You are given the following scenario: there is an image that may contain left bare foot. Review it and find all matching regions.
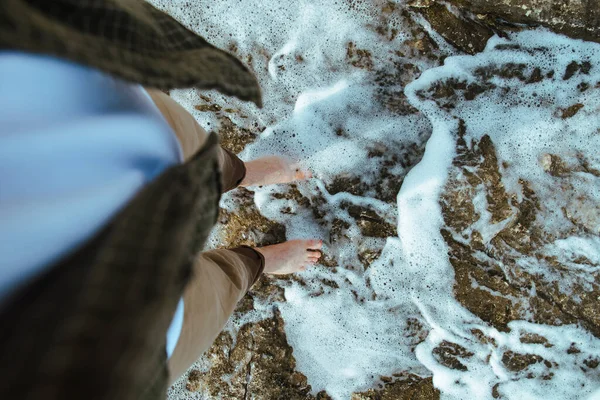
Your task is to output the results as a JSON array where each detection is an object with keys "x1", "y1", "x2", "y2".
[
  {"x1": 255, "y1": 240, "x2": 323, "y2": 275},
  {"x1": 240, "y1": 156, "x2": 312, "y2": 187}
]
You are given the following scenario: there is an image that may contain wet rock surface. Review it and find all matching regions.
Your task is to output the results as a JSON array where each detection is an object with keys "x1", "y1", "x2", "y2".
[
  {"x1": 448, "y1": 0, "x2": 600, "y2": 43},
  {"x1": 441, "y1": 129, "x2": 600, "y2": 337},
  {"x1": 166, "y1": 1, "x2": 600, "y2": 399},
  {"x1": 411, "y1": 30, "x2": 600, "y2": 397},
  {"x1": 352, "y1": 374, "x2": 440, "y2": 400},
  {"x1": 413, "y1": 2, "x2": 494, "y2": 54},
  {"x1": 416, "y1": 53, "x2": 600, "y2": 336},
  {"x1": 168, "y1": 5, "x2": 444, "y2": 398},
  {"x1": 178, "y1": 312, "x2": 314, "y2": 400},
  {"x1": 411, "y1": 0, "x2": 600, "y2": 55}
]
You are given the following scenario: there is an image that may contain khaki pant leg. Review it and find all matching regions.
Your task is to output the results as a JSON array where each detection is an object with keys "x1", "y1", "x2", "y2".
[
  {"x1": 146, "y1": 89, "x2": 208, "y2": 161},
  {"x1": 218, "y1": 147, "x2": 247, "y2": 192},
  {"x1": 167, "y1": 247, "x2": 264, "y2": 383},
  {"x1": 147, "y1": 89, "x2": 246, "y2": 192}
]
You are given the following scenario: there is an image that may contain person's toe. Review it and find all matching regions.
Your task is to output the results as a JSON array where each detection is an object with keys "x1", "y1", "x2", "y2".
[
  {"x1": 306, "y1": 239, "x2": 323, "y2": 250},
  {"x1": 292, "y1": 165, "x2": 312, "y2": 181}
]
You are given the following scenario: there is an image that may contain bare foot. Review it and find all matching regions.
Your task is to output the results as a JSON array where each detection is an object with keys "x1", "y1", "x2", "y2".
[
  {"x1": 255, "y1": 240, "x2": 323, "y2": 275},
  {"x1": 241, "y1": 156, "x2": 312, "y2": 187}
]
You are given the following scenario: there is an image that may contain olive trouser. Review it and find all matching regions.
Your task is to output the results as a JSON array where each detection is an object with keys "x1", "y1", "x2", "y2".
[{"x1": 147, "y1": 90, "x2": 264, "y2": 383}]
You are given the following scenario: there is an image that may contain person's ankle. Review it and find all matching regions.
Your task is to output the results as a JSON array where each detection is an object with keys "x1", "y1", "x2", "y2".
[{"x1": 239, "y1": 161, "x2": 256, "y2": 187}]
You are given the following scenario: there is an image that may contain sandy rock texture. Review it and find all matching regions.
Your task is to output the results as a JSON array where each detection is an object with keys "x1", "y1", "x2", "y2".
[{"x1": 165, "y1": 1, "x2": 599, "y2": 399}]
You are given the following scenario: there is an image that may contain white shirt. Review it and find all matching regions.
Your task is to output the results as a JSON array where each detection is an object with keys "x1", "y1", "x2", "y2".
[{"x1": 0, "y1": 51, "x2": 185, "y2": 357}]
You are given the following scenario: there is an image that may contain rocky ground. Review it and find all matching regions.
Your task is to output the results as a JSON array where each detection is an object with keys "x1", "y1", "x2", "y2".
[{"x1": 163, "y1": 1, "x2": 600, "y2": 399}]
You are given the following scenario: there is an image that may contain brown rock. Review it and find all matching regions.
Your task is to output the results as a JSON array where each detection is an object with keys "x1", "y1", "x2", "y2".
[
  {"x1": 416, "y1": 3, "x2": 494, "y2": 54},
  {"x1": 540, "y1": 154, "x2": 570, "y2": 177},
  {"x1": 218, "y1": 188, "x2": 287, "y2": 249},
  {"x1": 439, "y1": 125, "x2": 599, "y2": 336},
  {"x1": 347, "y1": 42, "x2": 375, "y2": 70},
  {"x1": 194, "y1": 103, "x2": 222, "y2": 112},
  {"x1": 358, "y1": 248, "x2": 383, "y2": 269},
  {"x1": 432, "y1": 341, "x2": 474, "y2": 371},
  {"x1": 520, "y1": 333, "x2": 553, "y2": 348},
  {"x1": 353, "y1": 374, "x2": 440, "y2": 400},
  {"x1": 218, "y1": 116, "x2": 261, "y2": 155},
  {"x1": 346, "y1": 204, "x2": 397, "y2": 238},
  {"x1": 186, "y1": 369, "x2": 203, "y2": 392},
  {"x1": 501, "y1": 351, "x2": 544, "y2": 372},
  {"x1": 444, "y1": 0, "x2": 600, "y2": 44},
  {"x1": 183, "y1": 311, "x2": 321, "y2": 399},
  {"x1": 558, "y1": 103, "x2": 585, "y2": 119},
  {"x1": 584, "y1": 357, "x2": 599, "y2": 369}
]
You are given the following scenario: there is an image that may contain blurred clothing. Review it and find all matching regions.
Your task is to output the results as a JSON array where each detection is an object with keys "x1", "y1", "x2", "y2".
[
  {"x1": 0, "y1": 2, "x2": 263, "y2": 397},
  {"x1": 0, "y1": 52, "x2": 262, "y2": 399},
  {"x1": 0, "y1": 52, "x2": 183, "y2": 304},
  {"x1": 146, "y1": 89, "x2": 248, "y2": 192},
  {"x1": 0, "y1": 0, "x2": 261, "y2": 106},
  {"x1": 168, "y1": 246, "x2": 264, "y2": 382},
  {"x1": 0, "y1": 52, "x2": 222, "y2": 399}
]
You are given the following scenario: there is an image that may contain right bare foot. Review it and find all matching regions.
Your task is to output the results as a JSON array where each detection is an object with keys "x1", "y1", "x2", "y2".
[
  {"x1": 240, "y1": 156, "x2": 312, "y2": 187},
  {"x1": 255, "y1": 240, "x2": 323, "y2": 275}
]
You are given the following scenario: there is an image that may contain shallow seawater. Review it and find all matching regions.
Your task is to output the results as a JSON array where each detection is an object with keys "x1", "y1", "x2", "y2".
[{"x1": 150, "y1": 1, "x2": 600, "y2": 399}]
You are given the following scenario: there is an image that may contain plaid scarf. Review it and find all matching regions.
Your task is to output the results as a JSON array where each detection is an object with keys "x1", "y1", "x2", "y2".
[
  {"x1": 0, "y1": 135, "x2": 222, "y2": 400},
  {"x1": 0, "y1": 1, "x2": 261, "y2": 399},
  {"x1": 0, "y1": 0, "x2": 262, "y2": 106}
]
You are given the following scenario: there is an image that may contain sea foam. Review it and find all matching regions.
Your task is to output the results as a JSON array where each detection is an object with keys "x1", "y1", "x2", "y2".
[{"x1": 150, "y1": 1, "x2": 600, "y2": 398}]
